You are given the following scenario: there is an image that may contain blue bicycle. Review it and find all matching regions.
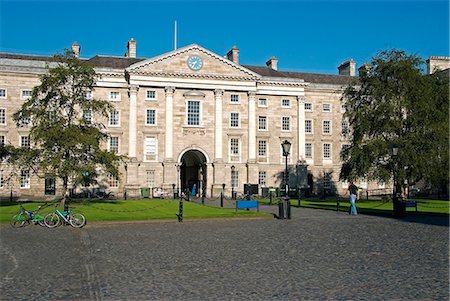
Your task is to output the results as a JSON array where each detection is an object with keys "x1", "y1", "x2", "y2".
[{"x1": 44, "y1": 204, "x2": 86, "y2": 228}]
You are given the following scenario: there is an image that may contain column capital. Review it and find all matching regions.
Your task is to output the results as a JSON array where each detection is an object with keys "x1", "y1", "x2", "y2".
[
  {"x1": 247, "y1": 91, "x2": 256, "y2": 99},
  {"x1": 128, "y1": 84, "x2": 139, "y2": 95},
  {"x1": 297, "y1": 95, "x2": 307, "y2": 103},
  {"x1": 214, "y1": 89, "x2": 224, "y2": 97},
  {"x1": 165, "y1": 86, "x2": 175, "y2": 96}
]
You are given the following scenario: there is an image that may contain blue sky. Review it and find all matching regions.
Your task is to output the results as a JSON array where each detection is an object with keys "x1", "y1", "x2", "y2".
[{"x1": 1, "y1": 0, "x2": 449, "y2": 74}]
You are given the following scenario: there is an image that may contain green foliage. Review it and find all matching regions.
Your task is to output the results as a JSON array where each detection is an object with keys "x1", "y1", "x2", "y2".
[
  {"x1": 8, "y1": 51, "x2": 123, "y2": 197},
  {"x1": 340, "y1": 49, "x2": 449, "y2": 192}
]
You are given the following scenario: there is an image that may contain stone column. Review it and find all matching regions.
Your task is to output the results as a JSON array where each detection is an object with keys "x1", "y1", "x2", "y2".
[
  {"x1": 164, "y1": 87, "x2": 175, "y2": 161},
  {"x1": 214, "y1": 89, "x2": 224, "y2": 161},
  {"x1": 297, "y1": 96, "x2": 306, "y2": 162},
  {"x1": 248, "y1": 92, "x2": 256, "y2": 163},
  {"x1": 128, "y1": 85, "x2": 139, "y2": 158}
]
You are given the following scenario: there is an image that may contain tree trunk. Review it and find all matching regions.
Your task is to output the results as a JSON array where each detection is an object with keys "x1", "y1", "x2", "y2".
[{"x1": 61, "y1": 176, "x2": 69, "y2": 211}]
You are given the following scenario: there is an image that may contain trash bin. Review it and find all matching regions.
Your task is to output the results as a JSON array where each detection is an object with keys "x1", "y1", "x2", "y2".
[{"x1": 141, "y1": 187, "x2": 151, "y2": 198}]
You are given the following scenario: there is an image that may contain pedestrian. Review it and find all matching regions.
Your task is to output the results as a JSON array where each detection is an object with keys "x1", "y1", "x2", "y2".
[{"x1": 344, "y1": 181, "x2": 360, "y2": 215}]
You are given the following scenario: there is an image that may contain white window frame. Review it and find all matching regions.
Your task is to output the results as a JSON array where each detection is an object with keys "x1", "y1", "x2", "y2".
[
  {"x1": 229, "y1": 138, "x2": 241, "y2": 163},
  {"x1": 305, "y1": 119, "x2": 313, "y2": 134},
  {"x1": 231, "y1": 170, "x2": 239, "y2": 188},
  {"x1": 282, "y1": 116, "x2": 291, "y2": 132},
  {"x1": 324, "y1": 173, "x2": 332, "y2": 189},
  {"x1": 0, "y1": 88, "x2": 6, "y2": 99},
  {"x1": 146, "y1": 170, "x2": 156, "y2": 187},
  {"x1": 341, "y1": 119, "x2": 350, "y2": 136},
  {"x1": 143, "y1": 136, "x2": 158, "y2": 162},
  {"x1": 83, "y1": 109, "x2": 93, "y2": 124},
  {"x1": 145, "y1": 89, "x2": 157, "y2": 101},
  {"x1": 107, "y1": 174, "x2": 119, "y2": 188},
  {"x1": 108, "y1": 110, "x2": 120, "y2": 127},
  {"x1": 281, "y1": 98, "x2": 291, "y2": 108},
  {"x1": 378, "y1": 180, "x2": 386, "y2": 189},
  {"x1": 145, "y1": 109, "x2": 157, "y2": 126},
  {"x1": 0, "y1": 108, "x2": 6, "y2": 125},
  {"x1": 0, "y1": 171, "x2": 4, "y2": 189},
  {"x1": 21, "y1": 89, "x2": 32, "y2": 100},
  {"x1": 85, "y1": 90, "x2": 93, "y2": 100},
  {"x1": 258, "y1": 171, "x2": 267, "y2": 187},
  {"x1": 108, "y1": 136, "x2": 119, "y2": 154},
  {"x1": 109, "y1": 91, "x2": 121, "y2": 101},
  {"x1": 258, "y1": 98, "x2": 268, "y2": 107},
  {"x1": 322, "y1": 103, "x2": 332, "y2": 112},
  {"x1": 258, "y1": 140, "x2": 268, "y2": 157},
  {"x1": 185, "y1": 100, "x2": 202, "y2": 127},
  {"x1": 230, "y1": 112, "x2": 240, "y2": 128},
  {"x1": 0, "y1": 135, "x2": 5, "y2": 146},
  {"x1": 323, "y1": 143, "x2": 332, "y2": 161},
  {"x1": 304, "y1": 102, "x2": 312, "y2": 112},
  {"x1": 20, "y1": 169, "x2": 30, "y2": 189},
  {"x1": 230, "y1": 94, "x2": 240, "y2": 104},
  {"x1": 305, "y1": 143, "x2": 313, "y2": 159},
  {"x1": 323, "y1": 120, "x2": 332, "y2": 135},
  {"x1": 258, "y1": 116, "x2": 267, "y2": 131},
  {"x1": 20, "y1": 135, "x2": 30, "y2": 148}
]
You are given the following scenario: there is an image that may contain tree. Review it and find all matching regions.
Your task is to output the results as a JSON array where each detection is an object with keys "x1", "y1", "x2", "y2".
[
  {"x1": 340, "y1": 49, "x2": 449, "y2": 196},
  {"x1": 9, "y1": 51, "x2": 122, "y2": 205}
]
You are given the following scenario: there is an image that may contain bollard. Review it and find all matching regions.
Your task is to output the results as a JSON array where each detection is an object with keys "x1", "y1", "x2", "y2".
[
  {"x1": 177, "y1": 195, "x2": 183, "y2": 222},
  {"x1": 269, "y1": 191, "x2": 273, "y2": 205},
  {"x1": 297, "y1": 188, "x2": 301, "y2": 207},
  {"x1": 285, "y1": 198, "x2": 291, "y2": 219},
  {"x1": 278, "y1": 200, "x2": 284, "y2": 219},
  {"x1": 337, "y1": 195, "x2": 340, "y2": 212},
  {"x1": 220, "y1": 191, "x2": 224, "y2": 208}
]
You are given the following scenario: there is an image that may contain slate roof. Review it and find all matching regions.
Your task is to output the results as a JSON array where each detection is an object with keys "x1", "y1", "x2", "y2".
[{"x1": 0, "y1": 52, "x2": 358, "y2": 85}]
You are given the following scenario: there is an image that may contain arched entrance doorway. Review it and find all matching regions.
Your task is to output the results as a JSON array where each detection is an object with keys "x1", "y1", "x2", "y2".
[{"x1": 180, "y1": 150, "x2": 207, "y2": 197}]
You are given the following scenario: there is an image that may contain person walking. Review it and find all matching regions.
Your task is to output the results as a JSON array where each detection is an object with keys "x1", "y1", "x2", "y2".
[{"x1": 345, "y1": 181, "x2": 360, "y2": 215}]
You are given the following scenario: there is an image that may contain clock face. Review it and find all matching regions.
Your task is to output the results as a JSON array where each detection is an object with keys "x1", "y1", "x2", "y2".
[{"x1": 187, "y1": 55, "x2": 203, "y2": 71}]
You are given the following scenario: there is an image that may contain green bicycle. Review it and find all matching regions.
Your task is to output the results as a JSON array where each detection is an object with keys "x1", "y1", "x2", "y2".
[{"x1": 10, "y1": 203, "x2": 49, "y2": 228}]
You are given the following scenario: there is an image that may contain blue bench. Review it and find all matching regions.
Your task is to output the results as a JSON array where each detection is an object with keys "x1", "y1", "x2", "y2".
[{"x1": 236, "y1": 200, "x2": 259, "y2": 212}]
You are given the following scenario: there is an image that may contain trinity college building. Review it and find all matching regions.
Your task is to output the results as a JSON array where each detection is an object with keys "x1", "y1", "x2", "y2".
[{"x1": 0, "y1": 40, "x2": 448, "y2": 199}]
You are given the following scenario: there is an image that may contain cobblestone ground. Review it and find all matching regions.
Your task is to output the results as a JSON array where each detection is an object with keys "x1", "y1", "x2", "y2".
[{"x1": 0, "y1": 207, "x2": 448, "y2": 301}]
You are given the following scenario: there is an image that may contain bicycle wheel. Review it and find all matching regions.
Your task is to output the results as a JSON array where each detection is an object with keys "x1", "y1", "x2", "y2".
[
  {"x1": 10, "y1": 214, "x2": 26, "y2": 228},
  {"x1": 69, "y1": 213, "x2": 86, "y2": 228},
  {"x1": 44, "y1": 213, "x2": 60, "y2": 228},
  {"x1": 34, "y1": 214, "x2": 46, "y2": 227}
]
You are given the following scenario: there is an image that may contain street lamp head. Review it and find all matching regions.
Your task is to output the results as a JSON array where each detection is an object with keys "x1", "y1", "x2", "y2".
[{"x1": 281, "y1": 140, "x2": 291, "y2": 156}]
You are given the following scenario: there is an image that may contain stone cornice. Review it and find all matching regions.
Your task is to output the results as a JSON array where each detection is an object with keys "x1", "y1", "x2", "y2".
[
  {"x1": 258, "y1": 80, "x2": 309, "y2": 87},
  {"x1": 128, "y1": 70, "x2": 257, "y2": 81}
]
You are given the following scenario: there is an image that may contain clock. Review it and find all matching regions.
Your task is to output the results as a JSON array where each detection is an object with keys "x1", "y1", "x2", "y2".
[{"x1": 187, "y1": 55, "x2": 203, "y2": 71}]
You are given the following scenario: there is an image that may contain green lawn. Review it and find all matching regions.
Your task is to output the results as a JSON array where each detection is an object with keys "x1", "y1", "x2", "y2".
[
  {"x1": 0, "y1": 199, "x2": 269, "y2": 224},
  {"x1": 259, "y1": 198, "x2": 450, "y2": 215}
]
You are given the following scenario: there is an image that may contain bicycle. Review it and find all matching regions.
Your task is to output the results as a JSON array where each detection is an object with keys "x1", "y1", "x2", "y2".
[
  {"x1": 44, "y1": 204, "x2": 86, "y2": 228},
  {"x1": 10, "y1": 202, "x2": 49, "y2": 228}
]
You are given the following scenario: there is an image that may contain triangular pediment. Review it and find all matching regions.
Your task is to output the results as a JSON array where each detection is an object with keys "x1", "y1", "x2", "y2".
[{"x1": 126, "y1": 44, "x2": 260, "y2": 80}]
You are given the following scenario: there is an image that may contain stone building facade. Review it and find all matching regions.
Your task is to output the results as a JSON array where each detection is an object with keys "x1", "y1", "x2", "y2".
[{"x1": 2, "y1": 40, "x2": 444, "y2": 200}]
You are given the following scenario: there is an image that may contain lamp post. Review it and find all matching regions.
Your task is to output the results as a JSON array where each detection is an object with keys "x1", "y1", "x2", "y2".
[
  {"x1": 281, "y1": 140, "x2": 292, "y2": 219},
  {"x1": 391, "y1": 145, "x2": 404, "y2": 217},
  {"x1": 231, "y1": 165, "x2": 235, "y2": 200}
]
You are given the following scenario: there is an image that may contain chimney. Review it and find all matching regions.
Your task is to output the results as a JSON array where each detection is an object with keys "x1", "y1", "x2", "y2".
[
  {"x1": 266, "y1": 56, "x2": 278, "y2": 71},
  {"x1": 426, "y1": 56, "x2": 450, "y2": 74},
  {"x1": 338, "y1": 59, "x2": 356, "y2": 76},
  {"x1": 126, "y1": 38, "x2": 137, "y2": 58},
  {"x1": 227, "y1": 46, "x2": 239, "y2": 64},
  {"x1": 71, "y1": 41, "x2": 80, "y2": 58}
]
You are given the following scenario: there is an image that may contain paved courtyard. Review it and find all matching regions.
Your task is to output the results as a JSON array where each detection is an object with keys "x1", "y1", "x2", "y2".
[{"x1": 0, "y1": 206, "x2": 448, "y2": 300}]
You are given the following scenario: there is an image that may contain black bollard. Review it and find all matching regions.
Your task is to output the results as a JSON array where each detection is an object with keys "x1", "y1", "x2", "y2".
[
  {"x1": 337, "y1": 195, "x2": 340, "y2": 212},
  {"x1": 220, "y1": 191, "x2": 224, "y2": 208},
  {"x1": 269, "y1": 191, "x2": 273, "y2": 205},
  {"x1": 278, "y1": 200, "x2": 284, "y2": 219},
  {"x1": 286, "y1": 198, "x2": 291, "y2": 219},
  {"x1": 178, "y1": 195, "x2": 183, "y2": 223}
]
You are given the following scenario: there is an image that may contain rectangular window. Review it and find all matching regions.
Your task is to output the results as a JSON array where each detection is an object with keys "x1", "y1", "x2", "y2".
[
  {"x1": 304, "y1": 102, "x2": 312, "y2": 111},
  {"x1": 20, "y1": 170, "x2": 30, "y2": 189},
  {"x1": 258, "y1": 140, "x2": 267, "y2": 157},
  {"x1": 108, "y1": 174, "x2": 119, "y2": 188},
  {"x1": 230, "y1": 94, "x2": 239, "y2": 103},
  {"x1": 305, "y1": 143, "x2": 312, "y2": 159},
  {"x1": 0, "y1": 108, "x2": 5, "y2": 124},
  {"x1": 281, "y1": 99, "x2": 291, "y2": 108},
  {"x1": 0, "y1": 171, "x2": 4, "y2": 189},
  {"x1": 231, "y1": 170, "x2": 239, "y2": 188},
  {"x1": 378, "y1": 180, "x2": 385, "y2": 189},
  {"x1": 282, "y1": 117, "x2": 290, "y2": 131},
  {"x1": 21, "y1": 90, "x2": 32, "y2": 100},
  {"x1": 20, "y1": 136, "x2": 30, "y2": 148},
  {"x1": 258, "y1": 171, "x2": 267, "y2": 187},
  {"x1": 146, "y1": 170, "x2": 155, "y2": 187},
  {"x1": 341, "y1": 180, "x2": 349, "y2": 188},
  {"x1": 109, "y1": 110, "x2": 120, "y2": 126},
  {"x1": 323, "y1": 120, "x2": 331, "y2": 134},
  {"x1": 0, "y1": 135, "x2": 5, "y2": 146},
  {"x1": 322, "y1": 103, "x2": 331, "y2": 112},
  {"x1": 341, "y1": 119, "x2": 349, "y2": 135},
  {"x1": 144, "y1": 137, "x2": 157, "y2": 161},
  {"x1": 324, "y1": 173, "x2": 332, "y2": 189},
  {"x1": 230, "y1": 112, "x2": 240, "y2": 128},
  {"x1": 230, "y1": 138, "x2": 240, "y2": 162},
  {"x1": 109, "y1": 91, "x2": 120, "y2": 101},
  {"x1": 83, "y1": 110, "x2": 92, "y2": 124},
  {"x1": 146, "y1": 90, "x2": 156, "y2": 100},
  {"x1": 258, "y1": 116, "x2": 267, "y2": 130},
  {"x1": 146, "y1": 109, "x2": 156, "y2": 125},
  {"x1": 0, "y1": 89, "x2": 6, "y2": 99},
  {"x1": 305, "y1": 120, "x2": 312, "y2": 134},
  {"x1": 187, "y1": 101, "x2": 200, "y2": 126},
  {"x1": 85, "y1": 91, "x2": 93, "y2": 100},
  {"x1": 323, "y1": 143, "x2": 331, "y2": 159},
  {"x1": 45, "y1": 177, "x2": 56, "y2": 195},
  {"x1": 258, "y1": 98, "x2": 267, "y2": 107},
  {"x1": 109, "y1": 137, "x2": 119, "y2": 154}
]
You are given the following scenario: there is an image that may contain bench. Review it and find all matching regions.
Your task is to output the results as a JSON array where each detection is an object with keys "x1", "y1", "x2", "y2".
[
  {"x1": 404, "y1": 200, "x2": 417, "y2": 211},
  {"x1": 236, "y1": 200, "x2": 259, "y2": 212}
]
